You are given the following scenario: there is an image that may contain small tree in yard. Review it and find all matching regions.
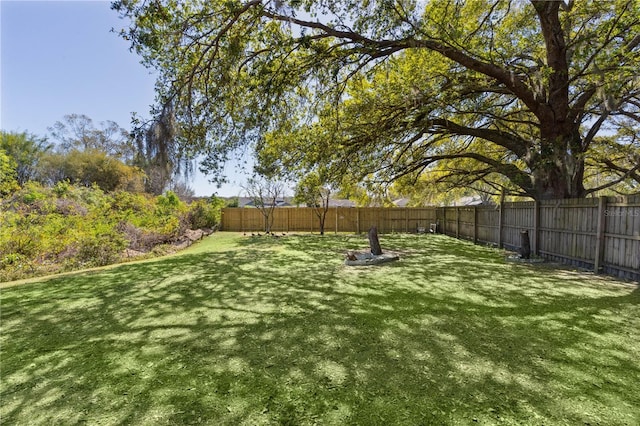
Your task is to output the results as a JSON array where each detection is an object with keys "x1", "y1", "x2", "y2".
[
  {"x1": 294, "y1": 171, "x2": 333, "y2": 235},
  {"x1": 243, "y1": 175, "x2": 283, "y2": 233}
]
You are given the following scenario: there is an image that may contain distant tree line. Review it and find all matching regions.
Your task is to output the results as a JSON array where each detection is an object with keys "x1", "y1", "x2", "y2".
[{"x1": 1, "y1": 113, "x2": 193, "y2": 197}]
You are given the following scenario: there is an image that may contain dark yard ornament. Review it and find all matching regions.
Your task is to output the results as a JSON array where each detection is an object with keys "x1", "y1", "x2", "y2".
[
  {"x1": 520, "y1": 230, "x2": 531, "y2": 259},
  {"x1": 506, "y1": 229, "x2": 544, "y2": 264},
  {"x1": 368, "y1": 226, "x2": 383, "y2": 255}
]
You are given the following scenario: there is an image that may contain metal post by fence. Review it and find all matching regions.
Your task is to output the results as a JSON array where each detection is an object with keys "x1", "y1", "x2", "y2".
[
  {"x1": 405, "y1": 208, "x2": 409, "y2": 233},
  {"x1": 473, "y1": 207, "x2": 478, "y2": 244},
  {"x1": 533, "y1": 201, "x2": 540, "y2": 255},
  {"x1": 443, "y1": 207, "x2": 447, "y2": 236},
  {"x1": 498, "y1": 202, "x2": 504, "y2": 249}
]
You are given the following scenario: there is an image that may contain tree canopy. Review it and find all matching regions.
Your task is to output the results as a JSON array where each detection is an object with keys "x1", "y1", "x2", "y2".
[
  {"x1": 242, "y1": 175, "x2": 283, "y2": 232},
  {"x1": 1, "y1": 131, "x2": 52, "y2": 185},
  {"x1": 49, "y1": 114, "x2": 136, "y2": 162},
  {"x1": 114, "y1": 0, "x2": 640, "y2": 200},
  {"x1": 0, "y1": 149, "x2": 20, "y2": 197},
  {"x1": 294, "y1": 169, "x2": 334, "y2": 233},
  {"x1": 2, "y1": 119, "x2": 146, "y2": 194}
]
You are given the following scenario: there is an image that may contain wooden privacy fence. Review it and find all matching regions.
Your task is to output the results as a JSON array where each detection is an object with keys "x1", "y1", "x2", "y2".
[{"x1": 221, "y1": 196, "x2": 640, "y2": 281}]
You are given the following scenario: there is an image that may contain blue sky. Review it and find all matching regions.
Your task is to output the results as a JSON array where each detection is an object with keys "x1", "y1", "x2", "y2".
[{"x1": 1, "y1": 0, "x2": 248, "y2": 196}]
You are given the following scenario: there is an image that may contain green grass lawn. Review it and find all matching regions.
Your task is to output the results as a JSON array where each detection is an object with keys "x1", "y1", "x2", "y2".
[{"x1": 1, "y1": 233, "x2": 638, "y2": 425}]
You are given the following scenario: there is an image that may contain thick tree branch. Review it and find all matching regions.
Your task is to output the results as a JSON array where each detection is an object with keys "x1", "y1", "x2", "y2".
[
  {"x1": 585, "y1": 158, "x2": 640, "y2": 195},
  {"x1": 260, "y1": 6, "x2": 542, "y2": 117},
  {"x1": 419, "y1": 118, "x2": 531, "y2": 158},
  {"x1": 387, "y1": 151, "x2": 534, "y2": 197},
  {"x1": 530, "y1": 0, "x2": 569, "y2": 123}
]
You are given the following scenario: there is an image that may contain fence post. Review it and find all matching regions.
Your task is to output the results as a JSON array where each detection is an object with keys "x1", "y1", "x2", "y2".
[
  {"x1": 594, "y1": 196, "x2": 607, "y2": 274},
  {"x1": 442, "y1": 207, "x2": 447, "y2": 235},
  {"x1": 473, "y1": 207, "x2": 478, "y2": 244},
  {"x1": 456, "y1": 207, "x2": 460, "y2": 238},
  {"x1": 533, "y1": 201, "x2": 540, "y2": 255},
  {"x1": 241, "y1": 207, "x2": 244, "y2": 234},
  {"x1": 498, "y1": 202, "x2": 504, "y2": 248},
  {"x1": 405, "y1": 208, "x2": 409, "y2": 233},
  {"x1": 287, "y1": 208, "x2": 290, "y2": 232},
  {"x1": 335, "y1": 207, "x2": 339, "y2": 234},
  {"x1": 356, "y1": 207, "x2": 361, "y2": 234}
]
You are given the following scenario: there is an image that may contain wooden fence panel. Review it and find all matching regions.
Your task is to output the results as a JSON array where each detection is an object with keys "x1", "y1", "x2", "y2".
[
  {"x1": 538, "y1": 198, "x2": 599, "y2": 267},
  {"x1": 476, "y1": 207, "x2": 499, "y2": 245},
  {"x1": 333, "y1": 207, "x2": 357, "y2": 233},
  {"x1": 407, "y1": 208, "x2": 436, "y2": 232},
  {"x1": 358, "y1": 208, "x2": 381, "y2": 233},
  {"x1": 270, "y1": 209, "x2": 287, "y2": 232},
  {"x1": 284, "y1": 207, "x2": 308, "y2": 232},
  {"x1": 435, "y1": 208, "x2": 444, "y2": 234},
  {"x1": 385, "y1": 208, "x2": 408, "y2": 233},
  {"x1": 458, "y1": 207, "x2": 476, "y2": 240},
  {"x1": 220, "y1": 207, "x2": 239, "y2": 231},
  {"x1": 602, "y1": 196, "x2": 640, "y2": 279},
  {"x1": 444, "y1": 208, "x2": 457, "y2": 237},
  {"x1": 446, "y1": 207, "x2": 456, "y2": 237},
  {"x1": 501, "y1": 201, "x2": 534, "y2": 250}
]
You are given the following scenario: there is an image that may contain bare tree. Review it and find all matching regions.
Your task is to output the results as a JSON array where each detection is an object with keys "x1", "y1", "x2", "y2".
[
  {"x1": 293, "y1": 170, "x2": 333, "y2": 235},
  {"x1": 243, "y1": 175, "x2": 284, "y2": 233},
  {"x1": 49, "y1": 114, "x2": 135, "y2": 162}
]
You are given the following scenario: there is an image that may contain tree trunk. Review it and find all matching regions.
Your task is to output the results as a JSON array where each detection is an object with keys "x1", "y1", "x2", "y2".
[
  {"x1": 368, "y1": 226, "x2": 383, "y2": 255},
  {"x1": 529, "y1": 135, "x2": 587, "y2": 200},
  {"x1": 318, "y1": 212, "x2": 326, "y2": 235}
]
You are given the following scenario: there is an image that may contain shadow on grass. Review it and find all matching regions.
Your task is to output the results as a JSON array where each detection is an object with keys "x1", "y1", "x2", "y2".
[{"x1": 1, "y1": 233, "x2": 638, "y2": 425}]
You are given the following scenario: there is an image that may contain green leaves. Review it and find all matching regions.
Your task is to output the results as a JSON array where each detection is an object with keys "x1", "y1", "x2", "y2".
[
  {"x1": 1, "y1": 130, "x2": 52, "y2": 185},
  {"x1": 0, "y1": 149, "x2": 19, "y2": 197},
  {"x1": 0, "y1": 183, "x2": 225, "y2": 281},
  {"x1": 114, "y1": 0, "x2": 640, "y2": 199}
]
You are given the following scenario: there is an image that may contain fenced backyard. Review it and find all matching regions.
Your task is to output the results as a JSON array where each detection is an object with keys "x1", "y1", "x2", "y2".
[{"x1": 221, "y1": 196, "x2": 640, "y2": 281}]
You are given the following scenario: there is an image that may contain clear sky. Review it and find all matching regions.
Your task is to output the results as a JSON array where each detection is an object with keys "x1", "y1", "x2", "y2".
[{"x1": 1, "y1": 0, "x2": 248, "y2": 197}]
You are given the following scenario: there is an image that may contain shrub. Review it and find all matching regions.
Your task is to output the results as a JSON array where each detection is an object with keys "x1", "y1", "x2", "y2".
[
  {"x1": 1, "y1": 252, "x2": 23, "y2": 267},
  {"x1": 0, "y1": 149, "x2": 20, "y2": 197},
  {"x1": 20, "y1": 181, "x2": 48, "y2": 204},
  {"x1": 111, "y1": 191, "x2": 153, "y2": 214},
  {"x1": 55, "y1": 198, "x2": 88, "y2": 216},
  {"x1": 225, "y1": 197, "x2": 239, "y2": 208},
  {"x1": 52, "y1": 180, "x2": 72, "y2": 198},
  {"x1": 3, "y1": 228, "x2": 40, "y2": 258},
  {"x1": 76, "y1": 229, "x2": 127, "y2": 267},
  {"x1": 156, "y1": 191, "x2": 185, "y2": 214},
  {"x1": 1, "y1": 182, "x2": 212, "y2": 281},
  {"x1": 187, "y1": 198, "x2": 223, "y2": 229}
]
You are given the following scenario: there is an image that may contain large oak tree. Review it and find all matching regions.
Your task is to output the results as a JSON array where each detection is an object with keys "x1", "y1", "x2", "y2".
[{"x1": 114, "y1": 0, "x2": 640, "y2": 200}]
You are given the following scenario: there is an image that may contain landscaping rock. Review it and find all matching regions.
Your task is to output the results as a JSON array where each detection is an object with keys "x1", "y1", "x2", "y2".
[{"x1": 185, "y1": 229, "x2": 205, "y2": 241}]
